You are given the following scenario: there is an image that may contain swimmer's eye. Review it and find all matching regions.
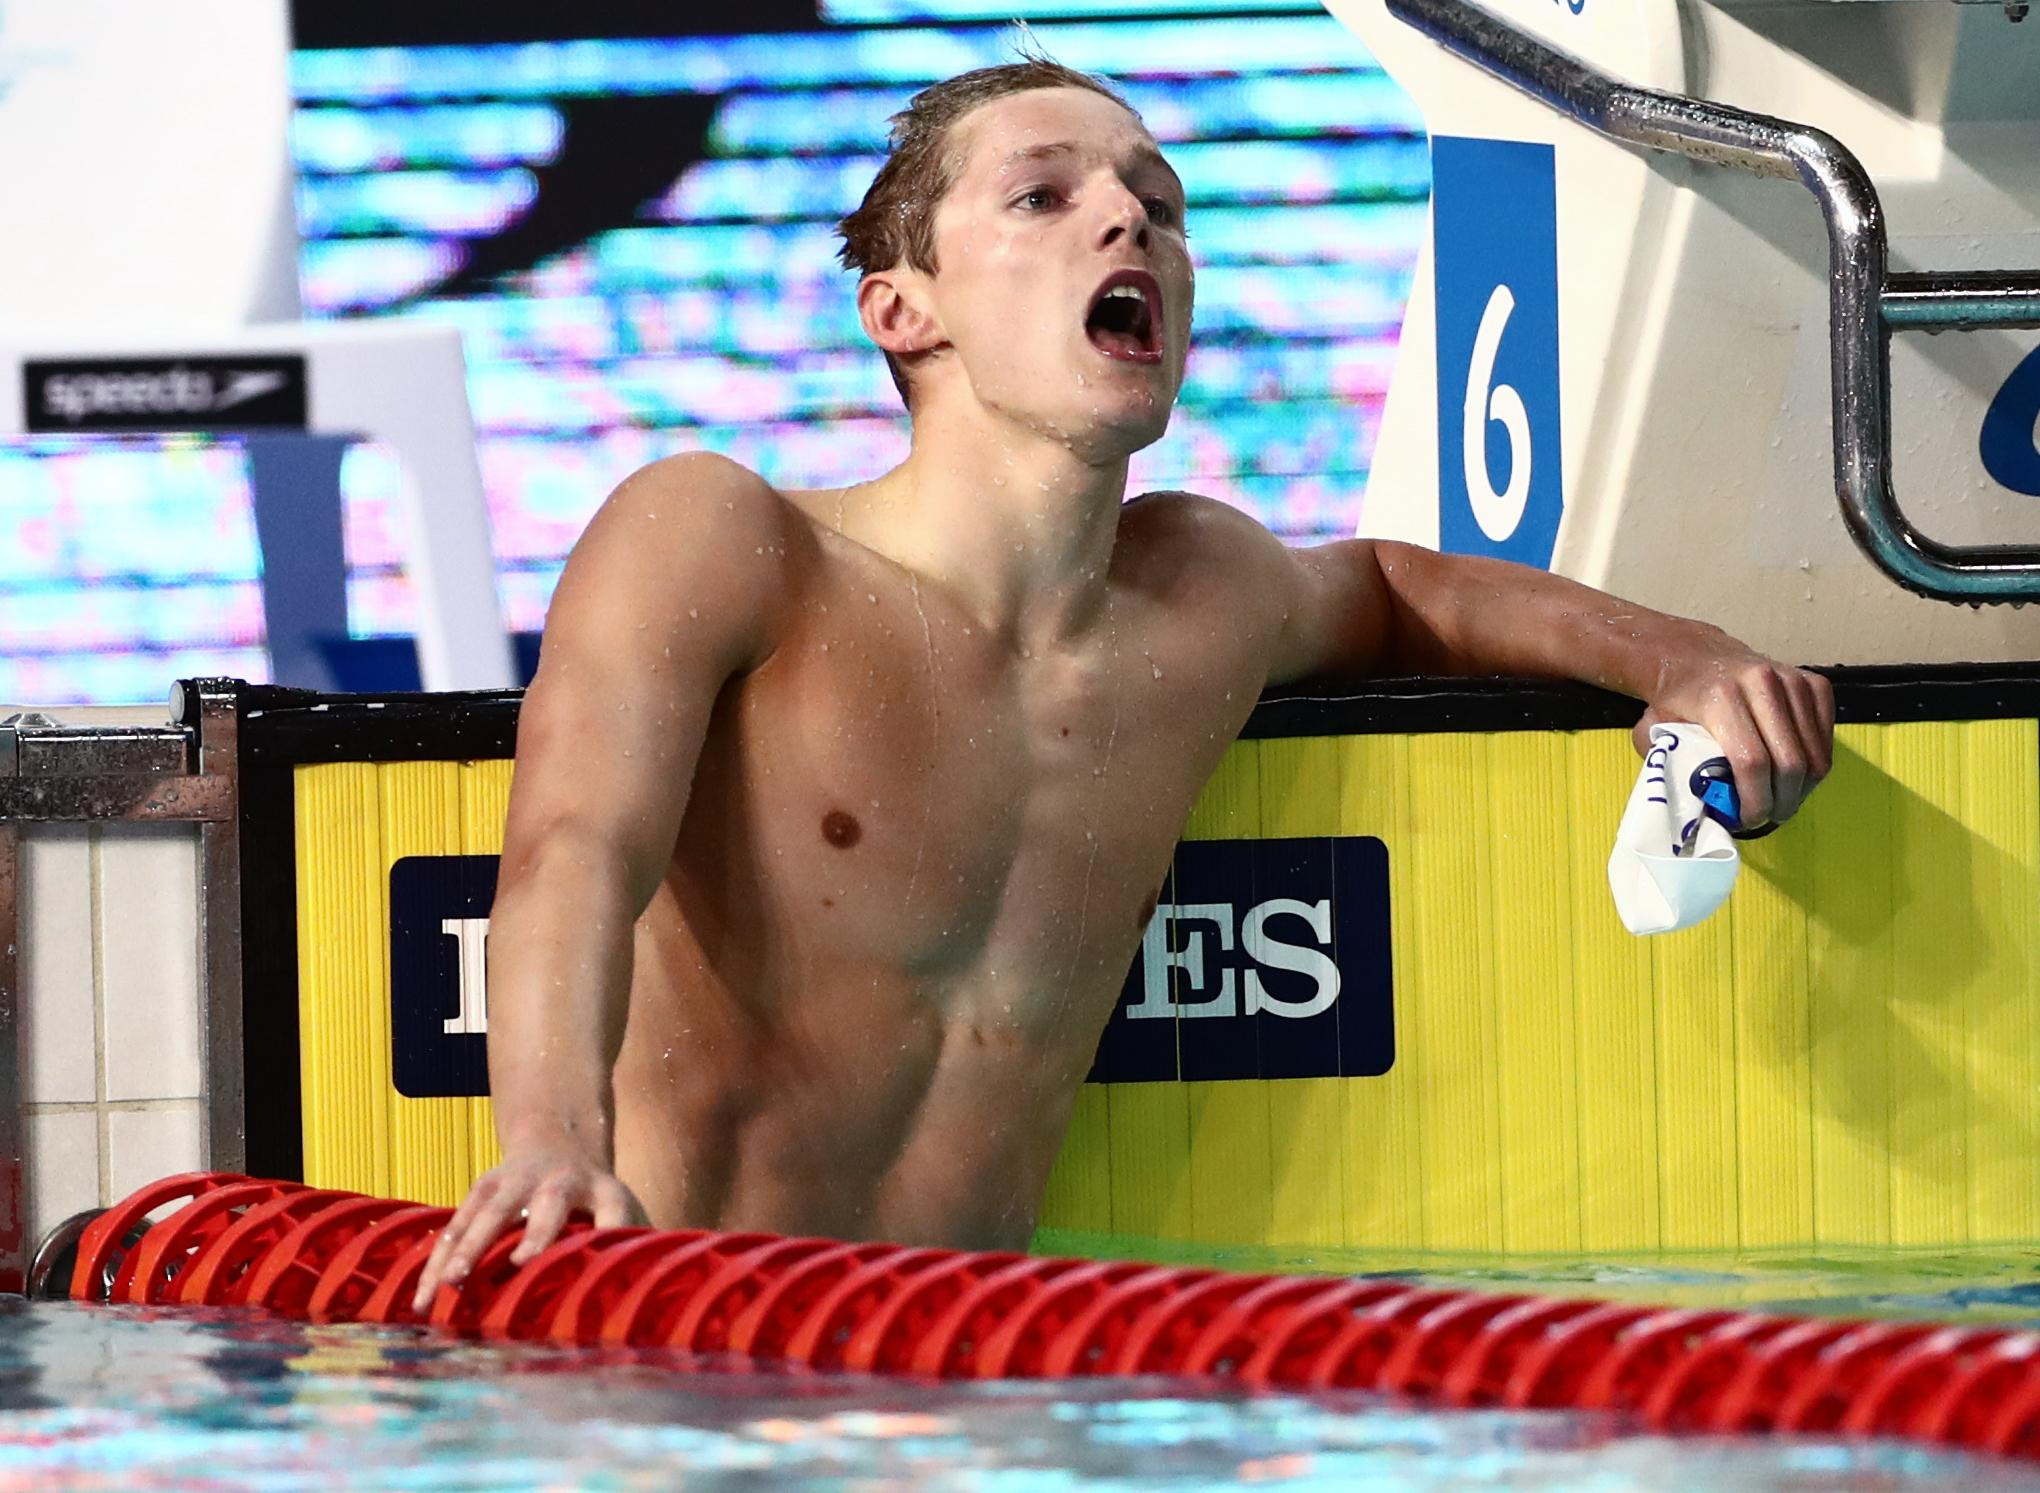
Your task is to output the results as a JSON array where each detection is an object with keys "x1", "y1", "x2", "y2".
[
  {"x1": 1141, "y1": 196, "x2": 1180, "y2": 226},
  {"x1": 1014, "y1": 185, "x2": 1063, "y2": 212}
]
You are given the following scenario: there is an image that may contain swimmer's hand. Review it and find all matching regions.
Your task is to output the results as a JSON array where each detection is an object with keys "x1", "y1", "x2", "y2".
[
  {"x1": 1632, "y1": 632, "x2": 1834, "y2": 831},
  {"x1": 411, "y1": 1152, "x2": 647, "y2": 1316}
]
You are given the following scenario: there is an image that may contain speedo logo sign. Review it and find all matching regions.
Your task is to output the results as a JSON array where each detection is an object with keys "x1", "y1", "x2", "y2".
[
  {"x1": 25, "y1": 355, "x2": 308, "y2": 432},
  {"x1": 1087, "y1": 836, "x2": 1394, "y2": 1084},
  {"x1": 388, "y1": 835, "x2": 1394, "y2": 1099}
]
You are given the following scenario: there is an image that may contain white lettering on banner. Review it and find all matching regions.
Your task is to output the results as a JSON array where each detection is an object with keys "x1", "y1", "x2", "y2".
[
  {"x1": 439, "y1": 916, "x2": 491, "y2": 1035},
  {"x1": 1463, "y1": 283, "x2": 1533, "y2": 543},
  {"x1": 1241, "y1": 898, "x2": 1341, "y2": 1018},
  {"x1": 1128, "y1": 900, "x2": 1340, "y2": 1020},
  {"x1": 1130, "y1": 903, "x2": 1238, "y2": 1019},
  {"x1": 39, "y1": 366, "x2": 289, "y2": 423}
]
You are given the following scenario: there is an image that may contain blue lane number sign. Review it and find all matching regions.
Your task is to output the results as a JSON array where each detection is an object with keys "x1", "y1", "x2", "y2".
[{"x1": 1432, "y1": 136, "x2": 1565, "y2": 569}]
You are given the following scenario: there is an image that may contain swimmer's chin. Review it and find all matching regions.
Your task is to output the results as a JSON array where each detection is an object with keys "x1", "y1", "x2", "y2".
[
  {"x1": 1072, "y1": 379, "x2": 1180, "y2": 445},
  {"x1": 999, "y1": 381, "x2": 1178, "y2": 458},
  {"x1": 1061, "y1": 415, "x2": 1175, "y2": 466}
]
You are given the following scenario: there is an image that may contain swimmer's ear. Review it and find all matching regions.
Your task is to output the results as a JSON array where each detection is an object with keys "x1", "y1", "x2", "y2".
[{"x1": 857, "y1": 269, "x2": 945, "y2": 358}]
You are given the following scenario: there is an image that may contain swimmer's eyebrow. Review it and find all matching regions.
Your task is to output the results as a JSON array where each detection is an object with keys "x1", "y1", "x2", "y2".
[{"x1": 994, "y1": 139, "x2": 1186, "y2": 199}]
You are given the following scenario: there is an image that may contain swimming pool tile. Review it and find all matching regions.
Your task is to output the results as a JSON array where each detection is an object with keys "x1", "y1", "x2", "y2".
[
  {"x1": 107, "y1": 1102, "x2": 203, "y2": 1204},
  {"x1": 27, "y1": 1108, "x2": 101, "y2": 1246},
  {"x1": 97, "y1": 826, "x2": 204, "y2": 1103},
  {"x1": 19, "y1": 827, "x2": 95, "y2": 1106}
]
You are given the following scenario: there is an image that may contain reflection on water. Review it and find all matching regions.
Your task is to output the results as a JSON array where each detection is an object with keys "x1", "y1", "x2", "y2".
[
  {"x1": 1034, "y1": 1232, "x2": 2040, "y2": 1326},
  {"x1": 0, "y1": 1302, "x2": 2033, "y2": 1490}
]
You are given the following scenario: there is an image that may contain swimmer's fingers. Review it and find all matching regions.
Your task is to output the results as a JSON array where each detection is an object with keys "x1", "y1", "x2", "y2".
[
  {"x1": 413, "y1": 1174, "x2": 493, "y2": 1312},
  {"x1": 591, "y1": 1176, "x2": 648, "y2": 1230},
  {"x1": 414, "y1": 1175, "x2": 523, "y2": 1314},
  {"x1": 1744, "y1": 668, "x2": 1814, "y2": 824},
  {"x1": 1631, "y1": 705, "x2": 1664, "y2": 759},
  {"x1": 509, "y1": 1177, "x2": 575, "y2": 1266},
  {"x1": 1701, "y1": 690, "x2": 1772, "y2": 830},
  {"x1": 1793, "y1": 669, "x2": 1836, "y2": 781}
]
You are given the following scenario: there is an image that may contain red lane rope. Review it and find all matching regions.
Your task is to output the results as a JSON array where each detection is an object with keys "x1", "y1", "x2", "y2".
[{"x1": 68, "y1": 1173, "x2": 2040, "y2": 1462}]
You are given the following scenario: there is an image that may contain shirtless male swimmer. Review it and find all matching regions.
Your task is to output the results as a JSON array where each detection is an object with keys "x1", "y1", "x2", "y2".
[{"x1": 414, "y1": 59, "x2": 1835, "y2": 1310}]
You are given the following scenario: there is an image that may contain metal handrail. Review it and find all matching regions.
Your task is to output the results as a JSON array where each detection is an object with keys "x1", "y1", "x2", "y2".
[{"x1": 1390, "y1": 0, "x2": 2040, "y2": 602}]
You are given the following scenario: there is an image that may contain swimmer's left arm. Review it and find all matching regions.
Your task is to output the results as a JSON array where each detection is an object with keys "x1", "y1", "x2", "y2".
[{"x1": 1262, "y1": 533, "x2": 1834, "y2": 828}]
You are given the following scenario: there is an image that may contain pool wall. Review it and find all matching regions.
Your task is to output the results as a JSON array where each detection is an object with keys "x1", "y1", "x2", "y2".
[{"x1": 243, "y1": 668, "x2": 2040, "y2": 1260}]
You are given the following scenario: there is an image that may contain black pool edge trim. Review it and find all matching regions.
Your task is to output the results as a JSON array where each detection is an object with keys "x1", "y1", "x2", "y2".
[
  {"x1": 237, "y1": 663, "x2": 2040, "y2": 764},
  {"x1": 237, "y1": 699, "x2": 306, "y2": 1183}
]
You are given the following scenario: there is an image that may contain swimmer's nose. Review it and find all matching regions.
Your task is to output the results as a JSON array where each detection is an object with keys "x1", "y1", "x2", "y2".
[{"x1": 1095, "y1": 189, "x2": 1151, "y2": 255}]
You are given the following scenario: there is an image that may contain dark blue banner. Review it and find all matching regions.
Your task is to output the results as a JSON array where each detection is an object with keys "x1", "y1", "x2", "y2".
[
  {"x1": 389, "y1": 835, "x2": 1393, "y2": 1096},
  {"x1": 389, "y1": 854, "x2": 497, "y2": 1098},
  {"x1": 1087, "y1": 836, "x2": 1394, "y2": 1084}
]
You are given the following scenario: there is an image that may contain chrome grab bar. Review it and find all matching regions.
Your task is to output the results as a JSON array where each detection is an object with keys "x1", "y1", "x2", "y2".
[{"x1": 1389, "y1": 0, "x2": 2040, "y2": 602}]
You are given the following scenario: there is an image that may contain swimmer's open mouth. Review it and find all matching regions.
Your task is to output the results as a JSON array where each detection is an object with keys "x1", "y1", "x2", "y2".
[{"x1": 1084, "y1": 269, "x2": 1164, "y2": 365}]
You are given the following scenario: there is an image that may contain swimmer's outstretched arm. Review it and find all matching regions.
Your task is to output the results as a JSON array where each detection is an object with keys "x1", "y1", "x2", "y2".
[
  {"x1": 412, "y1": 453, "x2": 790, "y2": 1313},
  {"x1": 1255, "y1": 528, "x2": 1835, "y2": 828}
]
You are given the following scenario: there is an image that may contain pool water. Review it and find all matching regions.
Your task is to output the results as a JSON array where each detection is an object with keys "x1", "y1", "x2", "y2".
[
  {"x1": 2, "y1": 1299, "x2": 2039, "y2": 1491},
  {"x1": 1033, "y1": 1234, "x2": 2040, "y2": 1326}
]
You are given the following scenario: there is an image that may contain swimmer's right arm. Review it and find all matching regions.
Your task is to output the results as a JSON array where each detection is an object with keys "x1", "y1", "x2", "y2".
[{"x1": 413, "y1": 453, "x2": 788, "y2": 1313}]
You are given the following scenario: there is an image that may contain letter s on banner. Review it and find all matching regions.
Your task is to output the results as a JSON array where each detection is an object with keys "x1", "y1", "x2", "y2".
[{"x1": 1242, "y1": 898, "x2": 1341, "y2": 1018}]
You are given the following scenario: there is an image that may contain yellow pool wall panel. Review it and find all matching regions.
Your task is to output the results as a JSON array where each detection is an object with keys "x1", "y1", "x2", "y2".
[
  {"x1": 296, "y1": 758, "x2": 511, "y2": 1208},
  {"x1": 292, "y1": 715, "x2": 2040, "y2": 1255}
]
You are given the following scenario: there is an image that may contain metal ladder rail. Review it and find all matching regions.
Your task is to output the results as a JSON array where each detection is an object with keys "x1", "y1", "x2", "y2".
[{"x1": 1389, "y1": 0, "x2": 2040, "y2": 602}]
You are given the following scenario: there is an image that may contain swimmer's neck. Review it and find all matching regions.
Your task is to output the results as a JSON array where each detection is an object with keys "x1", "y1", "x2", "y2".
[{"x1": 835, "y1": 397, "x2": 1134, "y2": 646}]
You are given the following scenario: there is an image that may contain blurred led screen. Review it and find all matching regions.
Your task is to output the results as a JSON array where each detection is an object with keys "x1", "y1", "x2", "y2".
[{"x1": 0, "y1": 0, "x2": 1424, "y2": 704}]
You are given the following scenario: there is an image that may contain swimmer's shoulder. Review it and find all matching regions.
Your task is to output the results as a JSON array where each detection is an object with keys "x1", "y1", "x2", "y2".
[
  {"x1": 581, "y1": 451, "x2": 818, "y2": 573},
  {"x1": 608, "y1": 450, "x2": 799, "y2": 540},
  {"x1": 555, "y1": 452, "x2": 812, "y2": 650}
]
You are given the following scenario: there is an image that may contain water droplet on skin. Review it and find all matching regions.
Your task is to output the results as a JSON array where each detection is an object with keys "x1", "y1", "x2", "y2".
[
  {"x1": 867, "y1": 593, "x2": 879, "y2": 604},
  {"x1": 688, "y1": 608, "x2": 699, "y2": 619},
  {"x1": 1151, "y1": 663, "x2": 1163, "y2": 679}
]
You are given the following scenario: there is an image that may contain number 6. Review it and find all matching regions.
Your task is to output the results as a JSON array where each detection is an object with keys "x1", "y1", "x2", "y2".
[{"x1": 1463, "y1": 283, "x2": 1533, "y2": 542}]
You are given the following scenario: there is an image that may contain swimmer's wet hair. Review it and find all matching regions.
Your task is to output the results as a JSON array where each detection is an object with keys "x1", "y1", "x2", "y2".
[{"x1": 837, "y1": 57, "x2": 1139, "y2": 409}]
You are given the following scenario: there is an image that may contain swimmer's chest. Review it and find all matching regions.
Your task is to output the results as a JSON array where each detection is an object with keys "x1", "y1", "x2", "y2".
[{"x1": 715, "y1": 597, "x2": 1245, "y2": 974}]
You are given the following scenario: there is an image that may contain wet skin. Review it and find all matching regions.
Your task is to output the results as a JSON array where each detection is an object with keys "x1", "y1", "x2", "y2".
[
  {"x1": 416, "y1": 88, "x2": 1834, "y2": 1309},
  {"x1": 618, "y1": 487, "x2": 1275, "y2": 1247}
]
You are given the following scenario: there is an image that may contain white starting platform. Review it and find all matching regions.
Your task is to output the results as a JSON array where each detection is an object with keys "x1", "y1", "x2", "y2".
[
  {"x1": 0, "y1": 0, "x2": 513, "y2": 696},
  {"x1": 1329, "y1": 0, "x2": 2040, "y2": 663},
  {"x1": 0, "y1": 323, "x2": 515, "y2": 695}
]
